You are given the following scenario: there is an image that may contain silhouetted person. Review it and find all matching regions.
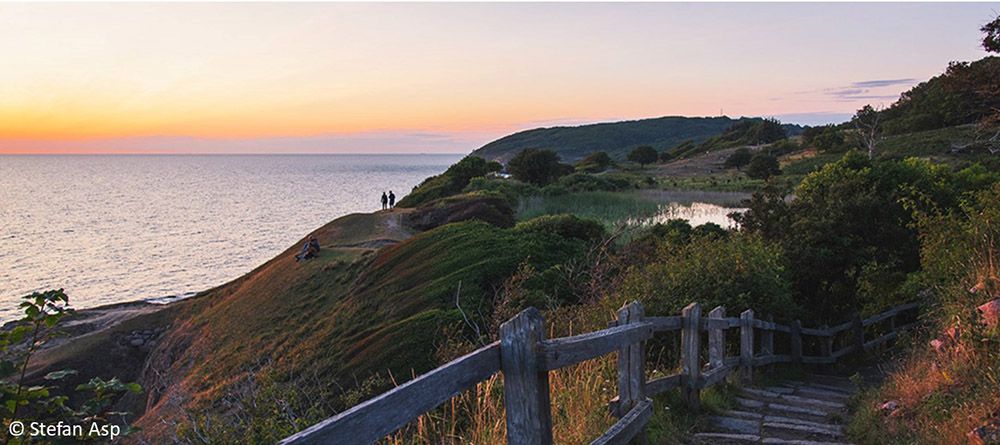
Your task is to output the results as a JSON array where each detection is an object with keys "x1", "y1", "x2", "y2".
[
  {"x1": 381, "y1": 192, "x2": 388, "y2": 210},
  {"x1": 388, "y1": 191, "x2": 396, "y2": 208}
]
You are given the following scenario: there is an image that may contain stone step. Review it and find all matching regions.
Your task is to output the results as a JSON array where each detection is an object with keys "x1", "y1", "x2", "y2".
[
  {"x1": 761, "y1": 438, "x2": 853, "y2": 445},
  {"x1": 738, "y1": 391, "x2": 846, "y2": 415},
  {"x1": 783, "y1": 381, "x2": 855, "y2": 396},
  {"x1": 762, "y1": 386, "x2": 797, "y2": 395},
  {"x1": 778, "y1": 394, "x2": 846, "y2": 411},
  {"x1": 742, "y1": 387, "x2": 784, "y2": 399},
  {"x1": 736, "y1": 397, "x2": 766, "y2": 409},
  {"x1": 709, "y1": 416, "x2": 761, "y2": 435},
  {"x1": 763, "y1": 421, "x2": 843, "y2": 439},
  {"x1": 792, "y1": 386, "x2": 852, "y2": 402},
  {"x1": 693, "y1": 432, "x2": 761, "y2": 444},
  {"x1": 765, "y1": 402, "x2": 834, "y2": 420},
  {"x1": 724, "y1": 410, "x2": 764, "y2": 420},
  {"x1": 763, "y1": 415, "x2": 843, "y2": 434},
  {"x1": 803, "y1": 374, "x2": 857, "y2": 390}
]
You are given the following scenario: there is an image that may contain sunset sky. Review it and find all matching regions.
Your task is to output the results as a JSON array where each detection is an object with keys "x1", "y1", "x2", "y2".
[{"x1": 1, "y1": 2, "x2": 995, "y2": 154}]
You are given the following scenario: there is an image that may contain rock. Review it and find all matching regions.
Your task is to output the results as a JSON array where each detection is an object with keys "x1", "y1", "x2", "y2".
[
  {"x1": 129, "y1": 338, "x2": 144, "y2": 347},
  {"x1": 967, "y1": 418, "x2": 1000, "y2": 445},
  {"x1": 977, "y1": 299, "x2": 1000, "y2": 329},
  {"x1": 931, "y1": 325, "x2": 961, "y2": 354},
  {"x1": 879, "y1": 400, "x2": 899, "y2": 416}
]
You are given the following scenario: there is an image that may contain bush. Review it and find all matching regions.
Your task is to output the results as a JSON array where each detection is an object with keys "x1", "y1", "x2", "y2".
[
  {"x1": 555, "y1": 173, "x2": 633, "y2": 192},
  {"x1": 769, "y1": 139, "x2": 800, "y2": 156},
  {"x1": 619, "y1": 233, "x2": 797, "y2": 320},
  {"x1": 738, "y1": 151, "x2": 965, "y2": 322},
  {"x1": 627, "y1": 146, "x2": 659, "y2": 166},
  {"x1": 848, "y1": 183, "x2": 1000, "y2": 445},
  {"x1": 464, "y1": 177, "x2": 539, "y2": 205},
  {"x1": 745, "y1": 154, "x2": 781, "y2": 179},
  {"x1": 724, "y1": 148, "x2": 753, "y2": 169},
  {"x1": 576, "y1": 151, "x2": 614, "y2": 173},
  {"x1": 514, "y1": 214, "x2": 606, "y2": 244},
  {"x1": 0, "y1": 290, "x2": 143, "y2": 443},
  {"x1": 508, "y1": 149, "x2": 573, "y2": 186},
  {"x1": 398, "y1": 156, "x2": 502, "y2": 207},
  {"x1": 404, "y1": 194, "x2": 515, "y2": 231}
]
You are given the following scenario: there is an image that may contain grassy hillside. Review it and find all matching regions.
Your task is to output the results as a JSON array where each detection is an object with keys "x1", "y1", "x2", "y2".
[
  {"x1": 472, "y1": 116, "x2": 747, "y2": 162},
  {"x1": 31, "y1": 204, "x2": 603, "y2": 442}
]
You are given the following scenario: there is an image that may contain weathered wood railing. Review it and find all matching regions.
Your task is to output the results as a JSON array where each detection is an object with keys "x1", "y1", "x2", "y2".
[{"x1": 280, "y1": 301, "x2": 919, "y2": 445}]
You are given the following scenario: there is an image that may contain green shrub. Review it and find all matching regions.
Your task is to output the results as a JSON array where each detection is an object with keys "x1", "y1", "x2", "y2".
[
  {"x1": 464, "y1": 177, "x2": 539, "y2": 205},
  {"x1": 620, "y1": 233, "x2": 797, "y2": 320},
  {"x1": 398, "y1": 156, "x2": 502, "y2": 207},
  {"x1": 724, "y1": 148, "x2": 752, "y2": 169},
  {"x1": 507, "y1": 149, "x2": 573, "y2": 186},
  {"x1": 555, "y1": 173, "x2": 633, "y2": 192},
  {"x1": 0, "y1": 290, "x2": 143, "y2": 443},
  {"x1": 745, "y1": 154, "x2": 781, "y2": 179},
  {"x1": 627, "y1": 146, "x2": 659, "y2": 166},
  {"x1": 514, "y1": 214, "x2": 606, "y2": 244},
  {"x1": 738, "y1": 151, "x2": 967, "y2": 322},
  {"x1": 575, "y1": 151, "x2": 614, "y2": 173}
]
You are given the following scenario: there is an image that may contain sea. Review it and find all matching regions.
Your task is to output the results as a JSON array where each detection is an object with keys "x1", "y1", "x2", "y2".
[
  {"x1": 0, "y1": 154, "x2": 461, "y2": 321},
  {"x1": 0, "y1": 154, "x2": 742, "y2": 322}
]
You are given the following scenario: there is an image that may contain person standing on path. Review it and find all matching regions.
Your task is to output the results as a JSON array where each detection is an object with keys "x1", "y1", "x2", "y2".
[
  {"x1": 381, "y1": 191, "x2": 388, "y2": 210},
  {"x1": 388, "y1": 191, "x2": 396, "y2": 208}
]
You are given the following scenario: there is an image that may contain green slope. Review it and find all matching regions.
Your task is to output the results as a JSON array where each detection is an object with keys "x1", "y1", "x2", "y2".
[{"x1": 471, "y1": 116, "x2": 737, "y2": 162}]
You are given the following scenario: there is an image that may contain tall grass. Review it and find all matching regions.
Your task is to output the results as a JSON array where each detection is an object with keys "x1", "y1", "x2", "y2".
[
  {"x1": 516, "y1": 191, "x2": 663, "y2": 226},
  {"x1": 848, "y1": 184, "x2": 1000, "y2": 444},
  {"x1": 382, "y1": 304, "x2": 619, "y2": 445},
  {"x1": 379, "y1": 301, "x2": 739, "y2": 445}
]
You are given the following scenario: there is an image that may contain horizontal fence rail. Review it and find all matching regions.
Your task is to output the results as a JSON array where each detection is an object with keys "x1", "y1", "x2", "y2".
[{"x1": 281, "y1": 301, "x2": 920, "y2": 445}]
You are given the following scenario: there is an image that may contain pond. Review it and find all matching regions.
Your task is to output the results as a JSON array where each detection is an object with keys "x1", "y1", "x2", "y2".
[
  {"x1": 639, "y1": 190, "x2": 750, "y2": 229},
  {"x1": 516, "y1": 189, "x2": 749, "y2": 229}
]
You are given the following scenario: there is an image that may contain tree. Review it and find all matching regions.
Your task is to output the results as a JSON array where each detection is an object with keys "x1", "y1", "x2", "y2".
[
  {"x1": 445, "y1": 156, "x2": 502, "y2": 188},
  {"x1": 398, "y1": 156, "x2": 503, "y2": 207},
  {"x1": 982, "y1": 14, "x2": 1000, "y2": 53},
  {"x1": 576, "y1": 151, "x2": 613, "y2": 173},
  {"x1": 507, "y1": 148, "x2": 571, "y2": 186},
  {"x1": 812, "y1": 126, "x2": 847, "y2": 152},
  {"x1": 745, "y1": 154, "x2": 781, "y2": 179},
  {"x1": 852, "y1": 104, "x2": 883, "y2": 159},
  {"x1": 724, "y1": 147, "x2": 753, "y2": 169},
  {"x1": 749, "y1": 118, "x2": 787, "y2": 145},
  {"x1": 737, "y1": 152, "x2": 961, "y2": 322},
  {"x1": 627, "y1": 145, "x2": 659, "y2": 166}
]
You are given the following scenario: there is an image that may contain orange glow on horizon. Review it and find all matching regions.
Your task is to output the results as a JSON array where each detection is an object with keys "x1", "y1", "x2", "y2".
[{"x1": 0, "y1": 3, "x2": 992, "y2": 153}]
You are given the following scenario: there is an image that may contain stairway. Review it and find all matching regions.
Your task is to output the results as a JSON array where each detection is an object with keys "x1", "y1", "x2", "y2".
[{"x1": 692, "y1": 374, "x2": 857, "y2": 445}]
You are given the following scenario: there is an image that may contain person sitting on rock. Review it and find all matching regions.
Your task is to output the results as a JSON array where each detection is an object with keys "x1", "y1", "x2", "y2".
[{"x1": 295, "y1": 236, "x2": 321, "y2": 262}]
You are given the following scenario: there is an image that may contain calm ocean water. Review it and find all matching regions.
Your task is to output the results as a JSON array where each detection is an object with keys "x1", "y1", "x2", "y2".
[{"x1": 0, "y1": 154, "x2": 462, "y2": 321}]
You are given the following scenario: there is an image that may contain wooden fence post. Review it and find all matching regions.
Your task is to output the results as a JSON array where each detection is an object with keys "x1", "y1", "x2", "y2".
[
  {"x1": 500, "y1": 308, "x2": 552, "y2": 445},
  {"x1": 617, "y1": 301, "x2": 647, "y2": 444},
  {"x1": 681, "y1": 302, "x2": 701, "y2": 411},
  {"x1": 820, "y1": 324, "x2": 832, "y2": 358},
  {"x1": 851, "y1": 313, "x2": 865, "y2": 355},
  {"x1": 761, "y1": 315, "x2": 774, "y2": 356},
  {"x1": 708, "y1": 306, "x2": 726, "y2": 369},
  {"x1": 740, "y1": 309, "x2": 754, "y2": 385},
  {"x1": 790, "y1": 320, "x2": 803, "y2": 364}
]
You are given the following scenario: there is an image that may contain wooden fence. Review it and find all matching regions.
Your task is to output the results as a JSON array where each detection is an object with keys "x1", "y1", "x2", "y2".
[{"x1": 280, "y1": 301, "x2": 919, "y2": 445}]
